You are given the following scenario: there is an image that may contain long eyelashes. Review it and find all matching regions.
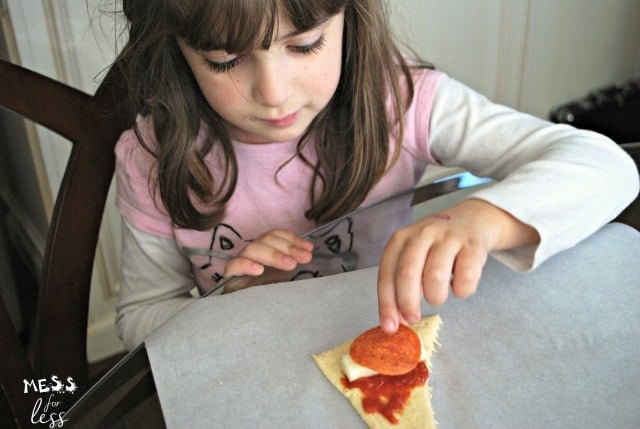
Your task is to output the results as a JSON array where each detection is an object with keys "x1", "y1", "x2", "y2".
[
  {"x1": 204, "y1": 56, "x2": 243, "y2": 73},
  {"x1": 292, "y1": 35, "x2": 326, "y2": 55},
  {"x1": 203, "y1": 35, "x2": 327, "y2": 74}
]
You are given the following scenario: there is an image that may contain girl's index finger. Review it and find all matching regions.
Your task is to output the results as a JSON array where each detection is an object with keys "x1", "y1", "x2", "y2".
[{"x1": 377, "y1": 259, "x2": 401, "y2": 334}]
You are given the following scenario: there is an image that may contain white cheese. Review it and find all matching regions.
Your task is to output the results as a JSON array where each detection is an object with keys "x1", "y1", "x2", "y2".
[
  {"x1": 341, "y1": 353, "x2": 379, "y2": 382},
  {"x1": 341, "y1": 340, "x2": 428, "y2": 382}
]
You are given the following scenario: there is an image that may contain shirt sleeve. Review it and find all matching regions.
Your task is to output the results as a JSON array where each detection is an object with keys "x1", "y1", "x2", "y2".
[
  {"x1": 428, "y1": 76, "x2": 639, "y2": 271},
  {"x1": 116, "y1": 219, "x2": 196, "y2": 350}
]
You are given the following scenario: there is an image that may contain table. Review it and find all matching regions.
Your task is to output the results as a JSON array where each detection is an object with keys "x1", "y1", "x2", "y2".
[{"x1": 64, "y1": 180, "x2": 640, "y2": 428}]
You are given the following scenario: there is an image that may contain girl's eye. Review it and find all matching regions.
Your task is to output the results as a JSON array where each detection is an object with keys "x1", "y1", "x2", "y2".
[
  {"x1": 201, "y1": 35, "x2": 325, "y2": 73},
  {"x1": 291, "y1": 35, "x2": 326, "y2": 55},
  {"x1": 203, "y1": 55, "x2": 243, "y2": 73}
]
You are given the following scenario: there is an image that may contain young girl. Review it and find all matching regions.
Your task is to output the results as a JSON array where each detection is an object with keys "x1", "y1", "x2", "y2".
[{"x1": 113, "y1": 0, "x2": 638, "y2": 350}]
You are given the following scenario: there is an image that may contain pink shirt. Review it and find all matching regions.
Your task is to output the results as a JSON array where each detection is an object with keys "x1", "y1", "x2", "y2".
[{"x1": 115, "y1": 69, "x2": 444, "y2": 292}]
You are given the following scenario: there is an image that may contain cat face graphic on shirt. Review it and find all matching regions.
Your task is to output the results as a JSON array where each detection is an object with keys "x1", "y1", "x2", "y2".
[{"x1": 182, "y1": 217, "x2": 358, "y2": 289}]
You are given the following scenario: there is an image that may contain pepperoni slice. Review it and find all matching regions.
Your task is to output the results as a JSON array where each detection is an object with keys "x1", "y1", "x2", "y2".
[{"x1": 349, "y1": 324, "x2": 421, "y2": 375}]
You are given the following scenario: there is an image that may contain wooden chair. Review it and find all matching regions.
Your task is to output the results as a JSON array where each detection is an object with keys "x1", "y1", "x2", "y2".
[{"x1": 0, "y1": 58, "x2": 131, "y2": 427}]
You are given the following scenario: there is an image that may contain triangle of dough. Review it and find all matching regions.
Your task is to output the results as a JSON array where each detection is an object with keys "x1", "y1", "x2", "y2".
[{"x1": 313, "y1": 315, "x2": 441, "y2": 428}]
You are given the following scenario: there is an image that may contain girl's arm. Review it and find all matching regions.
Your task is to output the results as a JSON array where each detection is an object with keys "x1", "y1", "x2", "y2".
[
  {"x1": 116, "y1": 220, "x2": 195, "y2": 350},
  {"x1": 378, "y1": 75, "x2": 639, "y2": 333},
  {"x1": 428, "y1": 76, "x2": 638, "y2": 271}
]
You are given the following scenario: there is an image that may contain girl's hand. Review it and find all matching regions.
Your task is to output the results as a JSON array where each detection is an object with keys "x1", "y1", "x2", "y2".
[
  {"x1": 377, "y1": 198, "x2": 539, "y2": 333},
  {"x1": 222, "y1": 229, "x2": 313, "y2": 293}
]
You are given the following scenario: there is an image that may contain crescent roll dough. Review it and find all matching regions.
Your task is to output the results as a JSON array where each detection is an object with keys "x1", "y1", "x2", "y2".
[{"x1": 313, "y1": 315, "x2": 442, "y2": 428}]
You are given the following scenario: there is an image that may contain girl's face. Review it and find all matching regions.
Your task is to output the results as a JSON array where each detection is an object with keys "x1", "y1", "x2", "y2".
[{"x1": 177, "y1": 11, "x2": 344, "y2": 144}]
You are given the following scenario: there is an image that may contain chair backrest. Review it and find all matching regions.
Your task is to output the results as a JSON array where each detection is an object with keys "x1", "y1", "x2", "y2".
[{"x1": 0, "y1": 58, "x2": 130, "y2": 427}]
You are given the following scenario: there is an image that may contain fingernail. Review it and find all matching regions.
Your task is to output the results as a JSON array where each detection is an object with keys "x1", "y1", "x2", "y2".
[
  {"x1": 293, "y1": 248, "x2": 312, "y2": 261},
  {"x1": 381, "y1": 319, "x2": 397, "y2": 333},
  {"x1": 251, "y1": 263, "x2": 264, "y2": 275}
]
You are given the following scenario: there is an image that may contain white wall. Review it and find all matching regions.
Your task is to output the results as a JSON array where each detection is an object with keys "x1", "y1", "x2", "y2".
[{"x1": 389, "y1": 0, "x2": 640, "y2": 119}]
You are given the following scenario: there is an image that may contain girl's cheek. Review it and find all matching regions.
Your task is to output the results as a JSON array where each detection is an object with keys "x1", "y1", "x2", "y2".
[{"x1": 201, "y1": 80, "x2": 244, "y2": 111}]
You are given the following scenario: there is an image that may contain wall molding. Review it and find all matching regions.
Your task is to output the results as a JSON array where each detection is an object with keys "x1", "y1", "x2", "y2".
[
  {"x1": 1, "y1": 2, "x2": 54, "y2": 219},
  {"x1": 495, "y1": 0, "x2": 530, "y2": 110}
]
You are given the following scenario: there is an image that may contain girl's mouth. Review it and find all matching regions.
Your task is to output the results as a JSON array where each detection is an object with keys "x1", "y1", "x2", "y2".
[{"x1": 261, "y1": 111, "x2": 299, "y2": 128}]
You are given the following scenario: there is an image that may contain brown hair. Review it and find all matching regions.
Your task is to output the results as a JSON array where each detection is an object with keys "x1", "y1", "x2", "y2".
[{"x1": 117, "y1": 0, "x2": 416, "y2": 229}]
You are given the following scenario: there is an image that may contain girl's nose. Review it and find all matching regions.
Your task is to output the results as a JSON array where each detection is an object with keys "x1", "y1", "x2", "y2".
[{"x1": 252, "y1": 57, "x2": 293, "y2": 107}]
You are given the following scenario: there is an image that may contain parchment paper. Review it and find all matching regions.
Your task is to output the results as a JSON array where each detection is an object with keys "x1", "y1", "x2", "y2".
[{"x1": 145, "y1": 223, "x2": 640, "y2": 428}]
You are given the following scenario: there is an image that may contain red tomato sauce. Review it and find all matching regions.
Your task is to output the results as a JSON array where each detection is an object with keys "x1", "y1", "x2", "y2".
[{"x1": 341, "y1": 361, "x2": 428, "y2": 424}]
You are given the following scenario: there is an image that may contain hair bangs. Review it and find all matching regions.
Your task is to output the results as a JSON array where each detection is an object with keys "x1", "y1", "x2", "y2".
[
  {"x1": 166, "y1": 0, "x2": 277, "y2": 53},
  {"x1": 166, "y1": 0, "x2": 346, "y2": 53},
  {"x1": 280, "y1": 0, "x2": 347, "y2": 32}
]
